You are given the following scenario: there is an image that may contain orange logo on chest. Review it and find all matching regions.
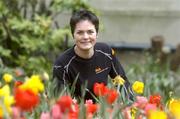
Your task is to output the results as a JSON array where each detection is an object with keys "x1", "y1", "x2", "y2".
[
  {"x1": 95, "y1": 67, "x2": 109, "y2": 74},
  {"x1": 95, "y1": 67, "x2": 102, "y2": 73}
]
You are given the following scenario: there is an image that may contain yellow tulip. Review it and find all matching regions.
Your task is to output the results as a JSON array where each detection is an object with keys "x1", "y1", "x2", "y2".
[
  {"x1": 0, "y1": 85, "x2": 14, "y2": 117},
  {"x1": 148, "y1": 110, "x2": 167, "y2": 119},
  {"x1": 132, "y1": 81, "x2": 144, "y2": 94},
  {"x1": 169, "y1": 99, "x2": 180, "y2": 118},
  {"x1": 0, "y1": 107, "x2": 2, "y2": 118},
  {"x1": 112, "y1": 75, "x2": 125, "y2": 85},
  {"x1": 0, "y1": 85, "x2": 10, "y2": 97},
  {"x1": 131, "y1": 107, "x2": 137, "y2": 119},
  {"x1": 2, "y1": 73, "x2": 13, "y2": 83},
  {"x1": 20, "y1": 75, "x2": 44, "y2": 94},
  {"x1": 4, "y1": 96, "x2": 15, "y2": 114},
  {"x1": 4, "y1": 96, "x2": 15, "y2": 108}
]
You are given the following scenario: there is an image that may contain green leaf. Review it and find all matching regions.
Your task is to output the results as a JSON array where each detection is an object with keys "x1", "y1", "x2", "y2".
[{"x1": 0, "y1": 46, "x2": 11, "y2": 57}]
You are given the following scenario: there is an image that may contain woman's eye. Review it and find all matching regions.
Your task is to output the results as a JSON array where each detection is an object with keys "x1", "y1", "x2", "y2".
[
  {"x1": 77, "y1": 31, "x2": 83, "y2": 35},
  {"x1": 87, "y1": 30, "x2": 94, "y2": 34},
  {"x1": 76, "y1": 30, "x2": 94, "y2": 35}
]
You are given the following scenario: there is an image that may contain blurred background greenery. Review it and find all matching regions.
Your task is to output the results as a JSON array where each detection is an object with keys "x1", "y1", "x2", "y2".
[{"x1": 0, "y1": 0, "x2": 94, "y2": 75}]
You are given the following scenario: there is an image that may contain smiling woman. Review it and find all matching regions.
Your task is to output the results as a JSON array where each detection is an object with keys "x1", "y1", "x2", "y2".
[
  {"x1": 74, "y1": 20, "x2": 97, "y2": 59},
  {"x1": 52, "y1": 9, "x2": 134, "y2": 102}
]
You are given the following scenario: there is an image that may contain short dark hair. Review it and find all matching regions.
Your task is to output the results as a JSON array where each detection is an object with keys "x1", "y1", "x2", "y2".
[{"x1": 70, "y1": 9, "x2": 99, "y2": 36}]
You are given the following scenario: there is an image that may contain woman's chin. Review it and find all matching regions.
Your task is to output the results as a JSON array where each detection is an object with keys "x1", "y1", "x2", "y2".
[{"x1": 80, "y1": 46, "x2": 93, "y2": 51}]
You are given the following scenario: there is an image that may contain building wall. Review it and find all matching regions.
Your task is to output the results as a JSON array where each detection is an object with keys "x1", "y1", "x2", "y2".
[
  {"x1": 89, "y1": 0, "x2": 180, "y2": 48},
  {"x1": 57, "y1": 0, "x2": 180, "y2": 48}
]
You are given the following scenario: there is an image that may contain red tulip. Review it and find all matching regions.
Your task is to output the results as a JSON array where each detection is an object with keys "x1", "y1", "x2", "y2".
[
  {"x1": 93, "y1": 83, "x2": 108, "y2": 96},
  {"x1": 14, "y1": 88, "x2": 39, "y2": 111},
  {"x1": 14, "y1": 81, "x2": 23, "y2": 88},
  {"x1": 106, "y1": 89, "x2": 119, "y2": 104},
  {"x1": 69, "y1": 103, "x2": 79, "y2": 119},
  {"x1": 85, "y1": 100, "x2": 98, "y2": 119},
  {"x1": 86, "y1": 103, "x2": 98, "y2": 115},
  {"x1": 149, "y1": 94, "x2": 161, "y2": 107},
  {"x1": 68, "y1": 111, "x2": 78, "y2": 119},
  {"x1": 56, "y1": 95, "x2": 73, "y2": 113}
]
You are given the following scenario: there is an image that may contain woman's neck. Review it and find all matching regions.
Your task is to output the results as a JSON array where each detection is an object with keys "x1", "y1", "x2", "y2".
[{"x1": 74, "y1": 46, "x2": 94, "y2": 59}]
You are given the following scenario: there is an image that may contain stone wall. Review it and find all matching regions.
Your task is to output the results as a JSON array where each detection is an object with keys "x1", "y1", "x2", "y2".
[{"x1": 56, "y1": 0, "x2": 180, "y2": 48}]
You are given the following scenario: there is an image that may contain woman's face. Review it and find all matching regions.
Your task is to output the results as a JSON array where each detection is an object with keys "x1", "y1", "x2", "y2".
[{"x1": 73, "y1": 20, "x2": 97, "y2": 51}]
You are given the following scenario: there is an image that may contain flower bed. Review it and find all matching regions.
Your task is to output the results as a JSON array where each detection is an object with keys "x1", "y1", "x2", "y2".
[{"x1": 0, "y1": 71, "x2": 180, "y2": 119}]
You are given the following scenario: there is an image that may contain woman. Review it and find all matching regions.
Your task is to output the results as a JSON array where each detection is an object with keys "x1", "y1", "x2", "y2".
[{"x1": 53, "y1": 9, "x2": 134, "y2": 102}]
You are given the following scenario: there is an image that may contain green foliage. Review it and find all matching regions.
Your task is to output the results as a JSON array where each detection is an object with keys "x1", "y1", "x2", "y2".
[
  {"x1": 51, "y1": 0, "x2": 91, "y2": 13},
  {"x1": 126, "y1": 52, "x2": 180, "y2": 102},
  {"x1": 0, "y1": 0, "x2": 93, "y2": 75}
]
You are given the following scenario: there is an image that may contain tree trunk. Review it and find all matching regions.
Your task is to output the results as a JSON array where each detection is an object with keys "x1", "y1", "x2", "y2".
[{"x1": 170, "y1": 44, "x2": 180, "y2": 71}]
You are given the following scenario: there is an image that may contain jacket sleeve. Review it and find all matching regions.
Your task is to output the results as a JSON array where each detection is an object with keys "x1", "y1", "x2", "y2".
[
  {"x1": 109, "y1": 48, "x2": 134, "y2": 101},
  {"x1": 52, "y1": 65, "x2": 68, "y2": 97}
]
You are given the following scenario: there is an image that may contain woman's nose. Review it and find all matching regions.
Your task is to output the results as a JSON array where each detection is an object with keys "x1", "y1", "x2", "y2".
[{"x1": 82, "y1": 32, "x2": 89, "y2": 39}]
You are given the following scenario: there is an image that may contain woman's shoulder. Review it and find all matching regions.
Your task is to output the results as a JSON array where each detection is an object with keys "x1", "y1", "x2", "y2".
[
  {"x1": 54, "y1": 48, "x2": 75, "y2": 66},
  {"x1": 95, "y1": 42, "x2": 112, "y2": 53},
  {"x1": 95, "y1": 42, "x2": 109, "y2": 47}
]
